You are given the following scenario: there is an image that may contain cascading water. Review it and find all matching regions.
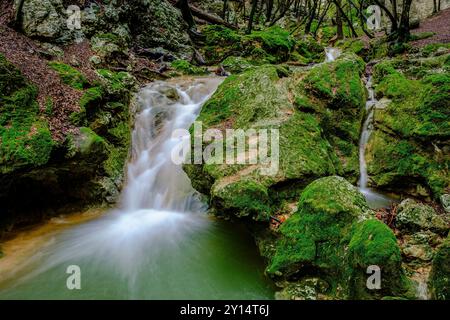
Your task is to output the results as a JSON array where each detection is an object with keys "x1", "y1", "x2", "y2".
[
  {"x1": 325, "y1": 47, "x2": 342, "y2": 62},
  {"x1": 358, "y1": 75, "x2": 395, "y2": 209},
  {"x1": 0, "y1": 78, "x2": 274, "y2": 299}
]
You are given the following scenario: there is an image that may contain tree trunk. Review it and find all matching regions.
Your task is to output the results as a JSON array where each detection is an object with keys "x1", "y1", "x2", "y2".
[
  {"x1": 336, "y1": 0, "x2": 343, "y2": 39},
  {"x1": 397, "y1": 0, "x2": 413, "y2": 42},
  {"x1": 189, "y1": 4, "x2": 237, "y2": 29},
  {"x1": 266, "y1": 0, "x2": 274, "y2": 22},
  {"x1": 177, "y1": 0, "x2": 196, "y2": 30},
  {"x1": 222, "y1": 0, "x2": 228, "y2": 20},
  {"x1": 247, "y1": 0, "x2": 259, "y2": 34}
]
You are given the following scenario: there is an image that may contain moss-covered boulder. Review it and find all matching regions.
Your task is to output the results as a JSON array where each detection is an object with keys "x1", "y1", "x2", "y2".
[
  {"x1": 184, "y1": 53, "x2": 368, "y2": 220},
  {"x1": 200, "y1": 25, "x2": 296, "y2": 65},
  {"x1": 221, "y1": 56, "x2": 255, "y2": 74},
  {"x1": 367, "y1": 61, "x2": 449, "y2": 199},
  {"x1": 184, "y1": 65, "x2": 342, "y2": 220},
  {"x1": 429, "y1": 235, "x2": 450, "y2": 300},
  {"x1": 268, "y1": 176, "x2": 412, "y2": 299},
  {"x1": 123, "y1": 0, "x2": 192, "y2": 58}
]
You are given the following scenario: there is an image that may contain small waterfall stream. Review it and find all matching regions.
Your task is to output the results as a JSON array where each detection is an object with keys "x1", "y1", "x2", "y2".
[
  {"x1": 0, "y1": 78, "x2": 274, "y2": 299},
  {"x1": 358, "y1": 74, "x2": 395, "y2": 209}
]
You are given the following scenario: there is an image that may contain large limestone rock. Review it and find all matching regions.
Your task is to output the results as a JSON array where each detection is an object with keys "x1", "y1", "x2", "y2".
[
  {"x1": 184, "y1": 53, "x2": 367, "y2": 221},
  {"x1": 17, "y1": 0, "x2": 65, "y2": 39},
  {"x1": 122, "y1": 0, "x2": 192, "y2": 58}
]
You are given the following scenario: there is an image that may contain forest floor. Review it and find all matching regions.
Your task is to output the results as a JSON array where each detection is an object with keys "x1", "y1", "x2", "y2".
[{"x1": 411, "y1": 7, "x2": 450, "y2": 47}]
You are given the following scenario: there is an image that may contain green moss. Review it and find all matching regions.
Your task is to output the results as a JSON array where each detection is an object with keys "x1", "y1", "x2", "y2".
[
  {"x1": 336, "y1": 39, "x2": 366, "y2": 56},
  {"x1": 366, "y1": 130, "x2": 448, "y2": 197},
  {"x1": 170, "y1": 60, "x2": 208, "y2": 75},
  {"x1": 44, "y1": 97, "x2": 53, "y2": 116},
  {"x1": 0, "y1": 54, "x2": 27, "y2": 95},
  {"x1": 96, "y1": 69, "x2": 135, "y2": 96},
  {"x1": 196, "y1": 65, "x2": 285, "y2": 129},
  {"x1": 421, "y1": 43, "x2": 450, "y2": 57},
  {"x1": 0, "y1": 56, "x2": 54, "y2": 173},
  {"x1": 303, "y1": 53, "x2": 365, "y2": 109},
  {"x1": 296, "y1": 36, "x2": 325, "y2": 62},
  {"x1": 268, "y1": 176, "x2": 369, "y2": 276},
  {"x1": 372, "y1": 60, "x2": 398, "y2": 83},
  {"x1": 375, "y1": 73, "x2": 415, "y2": 99},
  {"x1": 348, "y1": 219, "x2": 412, "y2": 298},
  {"x1": 221, "y1": 56, "x2": 255, "y2": 74},
  {"x1": 103, "y1": 121, "x2": 130, "y2": 179},
  {"x1": 268, "y1": 176, "x2": 412, "y2": 298},
  {"x1": 278, "y1": 112, "x2": 337, "y2": 179},
  {"x1": 430, "y1": 235, "x2": 450, "y2": 300},
  {"x1": 212, "y1": 178, "x2": 271, "y2": 220},
  {"x1": 48, "y1": 61, "x2": 89, "y2": 90},
  {"x1": 203, "y1": 25, "x2": 241, "y2": 46},
  {"x1": 80, "y1": 86, "x2": 103, "y2": 109},
  {"x1": 243, "y1": 26, "x2": 295, "y2": 62}
]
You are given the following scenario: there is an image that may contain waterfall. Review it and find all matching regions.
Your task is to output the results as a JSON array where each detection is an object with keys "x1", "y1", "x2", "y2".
[
  {"x1": 121, "y1": 80, "x2": 220, "y2": 212},
  {"x1": 0, "y1": 77, "x2": 274, "y2": 299},
  {"x1": 358, "y1": 75, "x2": 395, "y2": 209},
  {"x1": 325, "y1": 47, "x2": 342, "y2": 62},
  {"x1": 358, "y1": 76, "x2": 376, "y2": 189}
]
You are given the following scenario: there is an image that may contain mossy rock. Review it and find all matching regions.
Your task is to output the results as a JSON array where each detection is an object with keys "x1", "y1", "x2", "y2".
[
  {"x1": 0, "y1": 55, "x2": 54, "y2": 174},
  {"x1": 185, "y1": 53, "x2": 368, "y2": 219},
  {"x1": 221, "y1": 56, "x2": 255, "y2": 74},
  {"x1": 429, "y1": 234, "x2": 450, "y2": 300},
  {"x1": 48, "y1": 61, "x2": 89, "y2": 90},
  {"x1": 348, "y1": 219, "x2": 413, "y2": 299},
  {"x1": 295, "y1": 35, "x2": 325, "y2": 63},
  {"x1": 367, "y1": 64, "x2": 449, "y2": 198},
  {"x1": 303, "y1": 52, "x2": 366, "y2": 109},
  {"x1": 366, "y1": 130, "x2": 448, "y2": 198},
  {"x1": 170, "y1": 60, "x2": 208, "y2": 75},
  {"x1": 268, "y1": 176, "x2": 412, "y2": 299}
]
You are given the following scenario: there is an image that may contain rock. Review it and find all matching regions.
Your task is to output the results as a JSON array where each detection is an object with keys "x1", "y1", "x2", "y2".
[
  {"x1": 184, "y1": 54, "x2": 368, "y2": 220},
  {"x1": 396, "y1": 199, "x2": 449, "y2": 234},
  {"x1": 122, "y1": 0, "x2": 192, "y2": 59},
  {"x1": 89, "y1": 55, "x2": 102, "y2": 65},
  {"x1": 440, "y1": 194, "x2": 450, "y2": 213},
  {"x1": 18, "y1": 0, "x2": 65, "y2": 39},
  {"x1": 429, "y1": 235, "x2": 450, "y2": 300},
  {"x1": 275, "y1": 278, "x2": 330, "y2": 300},
  {"x1": 267, "y1": 176, "x2": 412, "y2": 299},
  {"x1": 221, "y1": 56, "x2": 254, "y2": 74},
  {"x1": 367, "y1": 62, "x2": 449, "y2": 198},
  {"x1": 400, "y1": 231, "x2": 440, "y2": 261}
]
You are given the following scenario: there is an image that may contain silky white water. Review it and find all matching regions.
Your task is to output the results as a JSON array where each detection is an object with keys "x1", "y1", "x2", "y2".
[
  {"x1": 0, "y1": 78, "x2": 274, "y2": 299},
  {"x1": 358, "y1": 76, "x2": 395, "y2": 209},
  {"x1": 325, "y1": 47, "x2": 342, "y2": 62}
]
